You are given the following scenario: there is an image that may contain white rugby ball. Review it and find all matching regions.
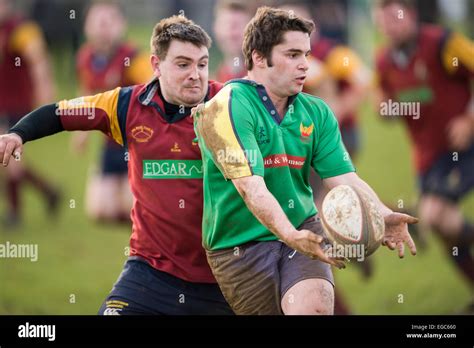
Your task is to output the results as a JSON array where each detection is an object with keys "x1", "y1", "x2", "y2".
[{"x1": 320, "y1": 185, "x2": 385, "y2": 259}]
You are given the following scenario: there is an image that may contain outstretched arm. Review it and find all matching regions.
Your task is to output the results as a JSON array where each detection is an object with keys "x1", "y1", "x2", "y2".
[
  {"x1": 233, "y1": 175, "x2": 345, "y2": 268},
  {"x1": 1, "y1": 87, "x2": 129, "y2": 166},
  {"x1": 323, "y1": 172, "x2": 418, "y2": 258}
]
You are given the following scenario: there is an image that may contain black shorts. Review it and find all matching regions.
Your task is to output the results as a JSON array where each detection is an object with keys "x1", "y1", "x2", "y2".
[
  {"x1": 98, "y1": 258, "x2": 234, "y2": 315},
  {"x1": 206, "y1": 216, "x2": 334, "y2": 315},
  {"x1": 101, "y1": 141, "x2": 128, "y2": 175},
  {"x1": 419, "y1": 143, "x2": 474, "y2": 202}
]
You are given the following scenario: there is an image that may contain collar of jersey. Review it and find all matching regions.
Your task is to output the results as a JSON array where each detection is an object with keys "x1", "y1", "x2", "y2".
[
  {"x1": 224, "y1": 78, "x2": 298, "y2": 126},
  {"x1": 137, "y1": 77, "x2": 212, "y2": 124},
  {"x1": 389, "y1": 26, "x2": 420, "y2": 69}
]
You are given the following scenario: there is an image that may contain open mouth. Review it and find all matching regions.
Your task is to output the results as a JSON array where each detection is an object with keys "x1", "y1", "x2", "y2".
[{"x1": 295, "y1": 76, "x2": 306, "y2": 84}]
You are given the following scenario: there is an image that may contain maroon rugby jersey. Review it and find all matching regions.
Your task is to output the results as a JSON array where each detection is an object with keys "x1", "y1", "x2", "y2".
[
  {"x1": 58, "y1": 79, "x2": 223, "y2": 282},
  {"x1": 0, "y1": 16, "x2": 37, "y2": 114},
  {"x1": 376, "y1": 25, "x2": 473, "y2": 174},
  {"x1": 76, "y1": 42, "x2": 139, "y2": 93}
]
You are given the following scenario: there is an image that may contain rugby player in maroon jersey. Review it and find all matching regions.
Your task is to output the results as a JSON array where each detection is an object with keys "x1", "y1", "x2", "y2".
[{"x1": 0, "y1": 15, "x2": 233, "y2": 315}]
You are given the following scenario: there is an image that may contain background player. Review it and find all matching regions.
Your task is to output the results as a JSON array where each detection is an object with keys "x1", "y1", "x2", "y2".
[
  {"x1": 0, "y1": 15, "x2": 233, "y2": 315},
  {"x1": 374, "y1": 0, "x2": 474, "y2": 309},
  {"x1": 72, "y1": 1, "x2": 152, "y2": 224},
  {"x1": 0, "y1": 0, "x2": 58, "y2": 228},
  {"x1": 212, "y1": 0, "x2": 253, "y2": 82}
]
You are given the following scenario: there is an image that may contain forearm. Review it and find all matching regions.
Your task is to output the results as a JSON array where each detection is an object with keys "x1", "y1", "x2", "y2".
[
  {"x1": 8, "y1": 104, "x2": 63, "y2": 144},
  {"x1": 233, "y1": 176, "x2": 297, "y2": 241},
  {"x1": 352, "y1": 176, "x2": 393, "y2": 216}
]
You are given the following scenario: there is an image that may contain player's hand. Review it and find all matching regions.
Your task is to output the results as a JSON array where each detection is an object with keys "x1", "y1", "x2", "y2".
[
  {"x1": 383, "y1": 212, "x2": 418, "y2": 258},
  {"x1": 0, "y1": 133, "x2": 23, "y2": 167},
  {"x1": 285, "y1": 229, "x2": 346, "y2": 269},
  {"x1": 447, "y1": 115, "x2": 473, "y2": 151}
]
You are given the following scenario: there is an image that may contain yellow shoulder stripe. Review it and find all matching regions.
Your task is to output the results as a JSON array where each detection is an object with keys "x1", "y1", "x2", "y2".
[
  {"x1": 325, "y1": 45, "x2": 362, "y2": 81},
  {"x1": 442, "y1": 32, "x2": 474, "y2": 74},
  {"x1": 57, "y1": 87, "x2": 123, "y2": 145},
  {"x1": 9, "y1": 21, "x2": 44, "y2": 54},
  {"x1": 196, "y1": 85, "x2": 253, "y2": 179},
  {"x1": 125, "y1": 52, "x2": 153, "y2": 85}
]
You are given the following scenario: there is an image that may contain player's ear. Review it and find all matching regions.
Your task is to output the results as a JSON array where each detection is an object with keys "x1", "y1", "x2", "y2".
[
  {"x1": 150, "y1": 55, "x2": 162, "y2": 78},
  {"x1": 252, "y1": 50, "x2": 267, "y2": 69}
]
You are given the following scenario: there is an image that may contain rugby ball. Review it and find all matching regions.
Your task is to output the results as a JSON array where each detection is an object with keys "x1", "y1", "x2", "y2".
[{"x1": 320, "y1": 185, "x2": 385, "y2": 259}]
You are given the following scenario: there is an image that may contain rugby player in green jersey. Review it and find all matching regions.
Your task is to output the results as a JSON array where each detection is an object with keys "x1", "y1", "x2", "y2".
[{"x1": 194, "y1": 6, "x2": 418, "y2": 315}]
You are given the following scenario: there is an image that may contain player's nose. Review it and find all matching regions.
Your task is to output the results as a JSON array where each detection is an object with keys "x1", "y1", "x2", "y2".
[
  {"x1": 299, "y1": 56, "x2": 310, "y2": 71},
  {"x1": 189, "y1": 65, "x2": 200, "y2": 80}
]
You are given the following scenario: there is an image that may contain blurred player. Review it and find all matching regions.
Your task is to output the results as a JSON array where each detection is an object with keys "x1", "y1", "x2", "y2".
[
  {"x1": 0, "y1": 0, "x2": 58, "y2": 228},
  {"x1": 213, "y1": 0, "x2": 253, "y2": 82},
  {"x1": 374, "y1": 0, "x2": 474, "y2": 308},
  {"x1": 194, "y1": 6, "x2": 418, "y2": 315},
  {"x1": 0, "y1": 15, "x2": 233, "y2": 315},
  {"x1": 72, "y1": 1, "x2": 152, "y2": 224}
]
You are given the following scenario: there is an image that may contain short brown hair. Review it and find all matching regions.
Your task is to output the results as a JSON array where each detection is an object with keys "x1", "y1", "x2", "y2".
[
  {"x1": 150, "y1": 15, "x2": 212, "y2": 60},
  {"x1": 242, "y1": 6, "x2": 314, "y2": 70}
]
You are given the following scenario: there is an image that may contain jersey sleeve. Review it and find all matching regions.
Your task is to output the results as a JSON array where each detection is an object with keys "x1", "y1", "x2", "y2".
[
  {"x1": 311, "y1": 100, "x2": 355, "y2": 178},
  {"x1": 57, "y1": 87, "x2": 131, "y2": 146},
  {"x1": 440, "y1": 31, "x2": 474, "y2": 78},
  {"x1": 325, "y1": 45, "x2": 368, "y2": 83},
  {"x1": 194, "y1": 85, "x2": 264, "y2": 179},
  {"x1": 125, "y1": 51, "x2": 153, "y2": 85},
  {"x1": 9, "y1": 21, "x2": 45, "y2": 54}
]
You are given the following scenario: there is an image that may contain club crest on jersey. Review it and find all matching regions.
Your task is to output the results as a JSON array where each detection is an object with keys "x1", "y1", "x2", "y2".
[
  {"x1": 131, "y1": 125, "x2": 154, "y2": 143},
  {"x1": 300, "y1": 122, "x2": 314, "y2": 141}
]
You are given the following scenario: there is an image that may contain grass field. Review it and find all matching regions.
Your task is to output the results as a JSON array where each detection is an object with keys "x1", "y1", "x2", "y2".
[{"x1": 0, "y1": 25, "x2": 473, "y2": 315}]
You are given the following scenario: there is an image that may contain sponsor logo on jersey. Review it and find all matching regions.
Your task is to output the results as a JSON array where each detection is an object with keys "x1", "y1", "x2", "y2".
[
  {"x1": 257, "y1": 127, "x2": 270, "y2": 145},
  {"x1": 263, "y1": 154, "x2": 305, "y2": 169},
  {"x1": 103, "y1": 300, "x2": 129, "y2": 315},
  {"x1": 131, "y1": 125, "x2": 154, "y2": 143},
  {"x1": 143, "y1": 160, "x2": 203, "y2": 179}
]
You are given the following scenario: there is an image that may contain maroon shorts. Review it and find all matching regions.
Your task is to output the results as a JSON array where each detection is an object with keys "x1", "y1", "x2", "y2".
[{"x1": 206, "y1": 216, "x2": 334, "y2": 315}]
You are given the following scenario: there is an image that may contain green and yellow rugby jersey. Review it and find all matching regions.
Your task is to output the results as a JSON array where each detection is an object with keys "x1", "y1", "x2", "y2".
[{"x1": 194, "y1": 79, "x2": 355, "y2": 250}]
